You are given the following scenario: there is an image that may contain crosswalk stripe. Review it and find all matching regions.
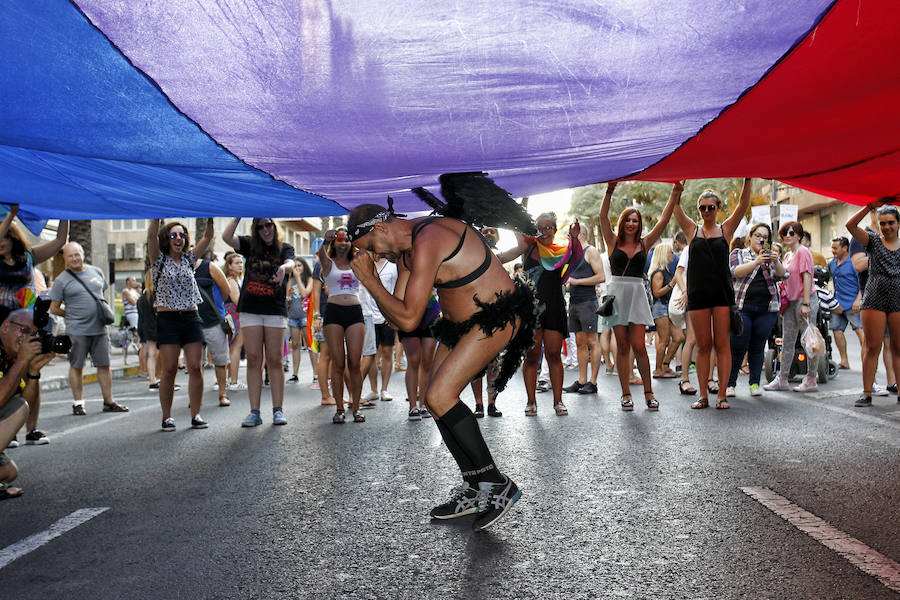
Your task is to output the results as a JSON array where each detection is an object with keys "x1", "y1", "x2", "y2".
[
  {"x1": 0, "y1": 508, "x2": 109, "y2": 570},
  {"x1": 742, "y1": 487, "x2": 900, "y2": 593}
]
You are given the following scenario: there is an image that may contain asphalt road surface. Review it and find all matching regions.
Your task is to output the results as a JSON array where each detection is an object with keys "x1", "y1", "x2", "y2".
[{"x1": 1, "y1": 356, "x2": 898, "y2": 599}]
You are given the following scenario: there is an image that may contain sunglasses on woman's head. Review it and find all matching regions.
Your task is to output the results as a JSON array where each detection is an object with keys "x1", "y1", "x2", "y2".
[
  {"x1": 698, "y1": 205, "x2": 717, "y2": 212},
  {"x1": 256, "y1": 222, "x2": 275, "y2": 231},
  {"x1": 168, "y1": 232, "x2": 187, "y2": 239}
]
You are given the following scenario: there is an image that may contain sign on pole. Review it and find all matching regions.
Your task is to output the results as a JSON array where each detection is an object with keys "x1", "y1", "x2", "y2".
[
  {"x1": 751, "y1": 205, "x2": 771, "y2": 225},
  {"x1": 780, "y1": 204, "x2": 799, "y2": 223}
]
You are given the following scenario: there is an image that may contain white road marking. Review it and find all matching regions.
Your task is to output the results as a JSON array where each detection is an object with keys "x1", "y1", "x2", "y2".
[
  {"x1": 0, "y1": 507, "x2": 109, "y2": 570},
  {"x1": 40, "y1": 394, "x2": 161, "y2": 407},
  {"x1": 51, "y1": 404, "x2": 157, "y2": 439},
  {"x1": 789, "y1": 395, "x2": 900, "y2": 432},
  {"x1": 741, "y1": 486, "x2": 900, "y2": 593}
]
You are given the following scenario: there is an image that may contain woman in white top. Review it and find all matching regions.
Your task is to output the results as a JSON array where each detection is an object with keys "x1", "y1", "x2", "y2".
[
  {"x1": 317, "y1": 227, "x2": 366, "y2": 423},
  {"x1": 148, "y1": 219, "x2": 214, "y2": 432}
]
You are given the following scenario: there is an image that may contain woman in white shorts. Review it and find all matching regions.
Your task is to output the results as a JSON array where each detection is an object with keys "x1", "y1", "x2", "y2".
[{"x1": 223, "y1": 218, "x2": 295, "y2": 428}]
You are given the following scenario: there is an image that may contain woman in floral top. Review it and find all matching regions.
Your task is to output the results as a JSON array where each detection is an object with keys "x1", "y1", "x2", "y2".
[{"x1": 148, "y1": 219, "x2": 214, "y2": 432}]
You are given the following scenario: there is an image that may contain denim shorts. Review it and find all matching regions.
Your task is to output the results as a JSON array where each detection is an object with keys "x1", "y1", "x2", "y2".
[
  {"x1": 651, "y1": 301, "x2": 669, "y2": 320},
  {"x1": 288, "y1": 317, "x2": 306, "y2": 329},
  {"x1": 830, "y1": 310, "x2": 862, "y2": 331}
]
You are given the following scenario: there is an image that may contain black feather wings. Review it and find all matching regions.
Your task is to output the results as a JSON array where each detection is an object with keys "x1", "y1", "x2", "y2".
[{"x1": 411, "y1": 172, "x2": 537, "y2": 236}]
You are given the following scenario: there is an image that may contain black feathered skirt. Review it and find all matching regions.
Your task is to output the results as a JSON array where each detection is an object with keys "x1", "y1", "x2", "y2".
[{"x1": 430, "y1": 277, "x2": 539, "y2": 393}]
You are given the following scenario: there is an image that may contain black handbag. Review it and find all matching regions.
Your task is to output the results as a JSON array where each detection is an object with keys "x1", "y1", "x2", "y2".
[
  {"x1": 596, "y1": 295, "x2": 615, "y2": 317},
  {"x1": 66, "y1": 269, "x2": 116, "y2": 325}
]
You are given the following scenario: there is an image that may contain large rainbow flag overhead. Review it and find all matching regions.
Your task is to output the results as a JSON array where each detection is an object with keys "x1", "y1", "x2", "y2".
[{"x1": 2, "y1": 0, "x2": 898, "y2": 226}]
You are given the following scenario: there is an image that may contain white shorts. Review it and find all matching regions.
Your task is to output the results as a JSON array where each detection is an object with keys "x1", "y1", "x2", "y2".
[
  {"x1": 240, "y1": 313, "x2": 288, "y2": 329},
  {"x1": 362, "y1": 314, "x2": 376, "y2": 357}
]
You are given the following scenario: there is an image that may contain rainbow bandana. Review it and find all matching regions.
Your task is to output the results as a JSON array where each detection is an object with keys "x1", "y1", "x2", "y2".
[{"x1": 527, "y1": 236, "x2": 583, "y2": 284}]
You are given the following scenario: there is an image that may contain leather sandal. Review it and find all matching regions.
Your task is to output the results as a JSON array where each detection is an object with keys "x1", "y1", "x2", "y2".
[
  {"x1": 679, "y1": 381, "x2": 697, "y2": 395},
  {"x1": 620, "y1": 394, "x2": 633, "y2": 411},
  {"x1": 645, "y1": 392, "x2": 659, "y2": 411},
  {"x1": 102, "y1": 402, "x2": 129, "y2": 413},
  {"x1": 691, "y1": 397, "x2": 709, "y2": 409},
  {"x1": 716, "y1": 398, "x2": 730, "y2": 410},
  {"x1": 524, "y1": 402, "x2": 537, "y2": 417}
]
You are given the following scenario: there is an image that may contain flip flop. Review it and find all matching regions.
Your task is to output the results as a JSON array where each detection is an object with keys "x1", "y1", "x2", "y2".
[{"x1": 0, "y1": 483, "x2": 23, "y2": 500}]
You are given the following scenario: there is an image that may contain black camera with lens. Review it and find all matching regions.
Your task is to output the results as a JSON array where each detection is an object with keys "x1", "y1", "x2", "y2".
[{"x1": 32, "y1": 297, "x2": 72, "y2": 355}]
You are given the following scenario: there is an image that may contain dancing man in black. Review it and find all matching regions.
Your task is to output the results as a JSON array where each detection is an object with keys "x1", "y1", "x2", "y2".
[{"x1": 347, "y1": 188, "x2": 537, "y2": 531}]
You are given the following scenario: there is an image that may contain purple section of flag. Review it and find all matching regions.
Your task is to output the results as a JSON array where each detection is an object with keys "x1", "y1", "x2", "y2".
[{"x1": 75, "y1": 1, "x2": 831, "y2": 210}]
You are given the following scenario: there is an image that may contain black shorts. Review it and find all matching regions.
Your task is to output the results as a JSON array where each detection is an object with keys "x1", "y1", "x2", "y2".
[
  {"x1": 375, "y1": 322, "x2": 395, "y2": 347},
  {"x1": 156, "y1": 310, "x2": 205, "y2": 347},
  {"x1": 324, "y1": 303, "x2": 364, "y2": 328},
  {"x1": 398, "y1": 325, "x2": 434, "y2": 340}
]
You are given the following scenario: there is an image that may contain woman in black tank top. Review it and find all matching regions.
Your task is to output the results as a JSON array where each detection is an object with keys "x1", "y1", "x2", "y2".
[
  {"x1": 673, "y1": 178, "x2": 753, "y2": 410},
  {"x1": 599, "y1": 181, "x2": 682, "y2": 411}
]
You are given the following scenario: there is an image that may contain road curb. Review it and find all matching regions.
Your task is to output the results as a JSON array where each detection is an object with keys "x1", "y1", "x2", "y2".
[{"x1": 40, "y1": 365, "x2": 143, "y2": 393}]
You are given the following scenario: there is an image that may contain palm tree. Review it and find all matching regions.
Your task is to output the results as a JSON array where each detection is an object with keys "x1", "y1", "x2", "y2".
[{"x1": 69, "y1": 220, "x2": 92, "y2": 262}]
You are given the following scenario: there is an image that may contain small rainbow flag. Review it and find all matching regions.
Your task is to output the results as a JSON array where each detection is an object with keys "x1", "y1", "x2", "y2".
[
  {"x1": 17, "y1": 287, "x2": 37, "y2": 309},
  {"x1": 527, "y1": 236, "x2": 583, "y2": 284},
  {"x1": 305, "y1": 297, "x2": 319, "y2": 353}
]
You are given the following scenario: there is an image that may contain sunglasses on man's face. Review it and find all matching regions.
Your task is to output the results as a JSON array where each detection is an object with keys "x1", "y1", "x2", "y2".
[
  {"x1": 257, "y1": 222, "x2": 275, "y2": 231},
  {"x1": 698, "y1": 204, "x2": 717, "y2": 212},
  {"x1": 168, "y1": 232, "x2": 187, "y2": 240}
]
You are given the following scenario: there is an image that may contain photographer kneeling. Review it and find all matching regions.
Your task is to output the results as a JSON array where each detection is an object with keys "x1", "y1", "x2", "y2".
[{"x1": 0, "y1": 309, "x2": 55, "y2": 499}]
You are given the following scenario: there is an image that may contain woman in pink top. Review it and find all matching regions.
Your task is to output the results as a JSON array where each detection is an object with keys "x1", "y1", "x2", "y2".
[{"x1": 765, "y1": 221, "x2": 820, "y2": 392}]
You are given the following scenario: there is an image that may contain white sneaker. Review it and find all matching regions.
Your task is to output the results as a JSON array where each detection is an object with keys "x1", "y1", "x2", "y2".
[
  {"x1": 227, "y1": 381, "x2": 248, "y2": 391},
  {"x1": 725, "y1": 386, "x2": 736, "y2": 398},
  {"x1": 379, "y1": 390, "x2": 393, "y2": 401},
  {"x1": 872, "y1": 383, "x2": 889, "y2": 397},
  {"x1": 763, "y1": 377, "x2": 789, "y2": 391},
  {"x1": 363, "y1": 390, "x2": 380, "y2": 402},
  {"x1": 793, "y1": 376, "x2": 818, "y2": 392}
]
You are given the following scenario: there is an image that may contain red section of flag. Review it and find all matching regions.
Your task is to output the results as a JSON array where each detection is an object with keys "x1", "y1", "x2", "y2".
[{"x1": 636, "y1": 0, "x2": 900, "y2": 204}]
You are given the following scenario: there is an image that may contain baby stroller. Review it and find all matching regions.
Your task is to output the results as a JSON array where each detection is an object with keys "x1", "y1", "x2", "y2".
[{"x1": 764, "y1": 266, "x2": 839, "y2": 383}]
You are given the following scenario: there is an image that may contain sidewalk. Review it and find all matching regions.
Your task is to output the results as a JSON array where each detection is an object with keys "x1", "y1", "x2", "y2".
[{"x1": 38, "y1": 344, "x2": 142, "y2": 393}]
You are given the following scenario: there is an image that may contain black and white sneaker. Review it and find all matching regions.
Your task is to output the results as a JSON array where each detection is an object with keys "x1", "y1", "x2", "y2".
[
  {"x1": 430, "y1": 482, "x2": 480, "y2": 520},
  {"x1": 474, "y1": 405, "x2": 485, "y2": 418},
  {"x1": 472, "y1": 475, "x2": 522, "y2": 532},
  {"x1": 24, "y1": 430, "x2": 49, "y2": 445},
  {"x1": 191, "y1": 415, "x2": 208, "y2": 429},
  {"x1": 161, "y1": 418, "x2": 176, "y2": 432}
]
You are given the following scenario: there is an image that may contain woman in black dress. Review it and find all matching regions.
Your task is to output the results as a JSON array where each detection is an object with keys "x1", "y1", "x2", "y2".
[{"x1": 673, "y1": 179, "x2": 752, "y2": 409}]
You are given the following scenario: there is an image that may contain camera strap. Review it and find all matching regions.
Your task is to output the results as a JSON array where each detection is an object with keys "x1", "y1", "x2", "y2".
[{"x1": 65, "y1": 268, "x2": 109, "y2": 311}]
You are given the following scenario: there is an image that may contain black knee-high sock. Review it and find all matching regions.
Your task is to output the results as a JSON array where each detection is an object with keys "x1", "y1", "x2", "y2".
[
  {"x1": 437, "y1": 401, "x2": 502, "y2": 485},
  {"x1": 434, "y1": 417, "x2": 478, "y2": 488}
]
